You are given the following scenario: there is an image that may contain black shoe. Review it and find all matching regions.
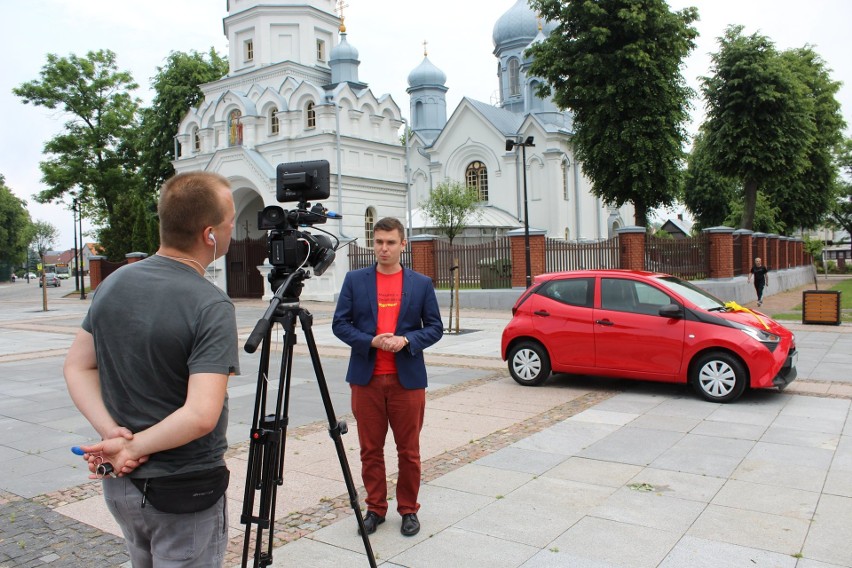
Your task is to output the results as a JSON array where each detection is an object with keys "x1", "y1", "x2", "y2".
[
  {"x1": 401, "y1": 513, "x2": 420, "y2": 536},
  {"x1": 358, "y1": 511, "x2": 385, "y2": 535}
]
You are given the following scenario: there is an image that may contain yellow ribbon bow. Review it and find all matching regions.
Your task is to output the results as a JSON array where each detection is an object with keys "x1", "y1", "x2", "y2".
[{"x1": 724, "y1": 301, "x2": 770, "y2": 330}]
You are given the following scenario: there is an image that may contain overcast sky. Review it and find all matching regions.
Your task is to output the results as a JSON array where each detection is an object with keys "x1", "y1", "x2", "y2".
[{"x1": 3, "y1": 0, "x2": 850, "y2": 250}]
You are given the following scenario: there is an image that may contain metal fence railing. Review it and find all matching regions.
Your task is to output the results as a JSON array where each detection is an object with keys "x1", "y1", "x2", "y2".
[
  {"x1": 347, "y1": 244, "x2": 411, "y2": 271},
  {"x1": 645, "y1": 234, "x2": 710, "y2": 280},
  {"x1": 100, "y1": 259, "x2": 127, "y2": 281},
  {"x1": 433, "y1": 238, "x2": 513, "y2": 288},
  {"x1": 545, "y1": 237, "x2": 620, "y2": 272}
]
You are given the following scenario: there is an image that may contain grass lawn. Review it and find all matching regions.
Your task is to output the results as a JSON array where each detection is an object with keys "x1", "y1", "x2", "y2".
[{"x1": 772, "y1": 278, "x2": 852, "y2": 323}]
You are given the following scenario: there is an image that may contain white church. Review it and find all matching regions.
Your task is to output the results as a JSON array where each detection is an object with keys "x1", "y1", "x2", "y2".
[{"x1": 173, "y1": 0, "x2": 633, "y2": 300}]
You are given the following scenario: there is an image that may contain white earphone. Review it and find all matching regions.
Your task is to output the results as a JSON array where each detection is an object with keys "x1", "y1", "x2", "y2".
[{"x1": 208, "y1": 233, "x2": 216, "y2": 244}]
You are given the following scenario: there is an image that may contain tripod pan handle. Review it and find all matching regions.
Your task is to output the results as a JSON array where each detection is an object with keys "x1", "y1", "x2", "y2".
[{"x1": 245, "y1": 319, "x2": 270, "y2": 353}]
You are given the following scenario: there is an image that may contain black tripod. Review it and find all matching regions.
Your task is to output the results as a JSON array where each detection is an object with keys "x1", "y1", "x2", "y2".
[{"x1": 240, "y1": 270, "x2": 377, "y2": 568}]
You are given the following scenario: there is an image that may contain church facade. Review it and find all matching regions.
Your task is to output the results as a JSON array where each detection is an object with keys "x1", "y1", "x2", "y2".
[{"x1": 173, "y1": 0, "x2": 632, "y2": 300}]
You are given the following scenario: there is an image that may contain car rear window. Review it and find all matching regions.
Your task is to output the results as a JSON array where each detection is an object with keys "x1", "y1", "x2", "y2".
[{"x1": 538, "y1": 277, "x2": 594, "y2": 308}]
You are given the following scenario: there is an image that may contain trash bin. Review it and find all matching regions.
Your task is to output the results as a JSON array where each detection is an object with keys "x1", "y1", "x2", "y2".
[
  {"x1": 479, "y1": 258, "x2": 512, "y2": 289},
  {"x1": 802, "y1": 290, "x2": 841, "y2": 325}
]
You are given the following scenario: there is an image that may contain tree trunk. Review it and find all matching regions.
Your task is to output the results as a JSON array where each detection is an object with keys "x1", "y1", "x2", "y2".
[
  {"x1": 632, "y1": 200, "x2": 648, "y2": 227},
  {"x1": 454, "y1": 256, "x2": 460, "y2": 334},
  {"x1": 741, "y1": 180, "x2": 758, "y2": 230}
]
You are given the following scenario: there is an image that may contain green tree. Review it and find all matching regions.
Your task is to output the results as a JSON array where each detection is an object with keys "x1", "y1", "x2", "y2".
[
  {"x1": 13, "y1": 50, "x2": 142, "y2": 260},
  {"x1": 0, "y1": 175, "x2": 33, "y2": 272},
  {"x1": 138, "y1": 49, "x2": 228, "y2": 196},
  {"x1": 769, "y1": 48, "x2": 845, "y2": 232},
  {"x1": 724, "y1": 192, "x2": 785, "y2": 235},
  {"x1": 829, "y1": 138, "x2": 852, "y2": 238},
  {"x1": 30, "y1": 220, "x2": 59, "y2": 263},
  {"x1": 419, "y1": 180, "x2": 482, "y2": 245},
  {"x1": 527, "y1": 0, "x2": 698, "y2": 226},
  {"x1": 29, "y1": 220, "x2": 59, "y2": 311},
  {"x1": 683, "y1": 132, "x2": 739, "y2": 230},
  {"x1": 700, "y1": 26, "x2": 815, "y2": 231}
]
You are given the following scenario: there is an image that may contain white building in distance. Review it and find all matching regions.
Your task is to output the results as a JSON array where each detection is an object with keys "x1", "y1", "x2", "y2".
[{"x1": 173, "y1": 0, "x2": 632, "y2": 300}]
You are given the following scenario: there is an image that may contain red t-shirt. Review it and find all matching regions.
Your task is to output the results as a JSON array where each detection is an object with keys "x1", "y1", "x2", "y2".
[{"x1": 373, "y1": 269, "x2": 403, "y2": 375}]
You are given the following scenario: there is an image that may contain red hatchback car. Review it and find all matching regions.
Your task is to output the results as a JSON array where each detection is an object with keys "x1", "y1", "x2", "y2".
[{"x1": 501, "y1": 270, "x2": 797, "y2": 403}]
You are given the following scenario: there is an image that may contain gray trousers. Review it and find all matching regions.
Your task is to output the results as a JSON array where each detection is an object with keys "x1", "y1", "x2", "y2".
[{"x1": 103, "y1": 476, "x2": 228, "y2": 567}]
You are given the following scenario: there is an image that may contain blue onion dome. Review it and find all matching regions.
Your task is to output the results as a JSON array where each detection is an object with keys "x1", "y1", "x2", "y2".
[
  {"x1": 493, "y1": 0, "x2": 557, "y2": 49},
  {"x1": 330, "y1": 32, "x2": 359, "y2": 62},
  {"x1": 407, "y1": 56, "x2": 447, "y2": 88}
]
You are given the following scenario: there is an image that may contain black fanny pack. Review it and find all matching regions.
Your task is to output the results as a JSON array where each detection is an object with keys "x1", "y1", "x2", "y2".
[{"x1": 131, "y1": 466, "x2": 229, "y2": 514}]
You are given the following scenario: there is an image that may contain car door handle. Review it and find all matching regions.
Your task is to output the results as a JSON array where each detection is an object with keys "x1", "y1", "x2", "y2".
[
  {"x1": 595, "y1": 319, "x2": 614, "y2": 326},
  {"x1": 533, "y1": 310, "x2": 550, "y2": 317}
]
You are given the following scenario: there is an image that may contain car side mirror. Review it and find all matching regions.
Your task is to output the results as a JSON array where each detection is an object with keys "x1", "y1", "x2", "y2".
[{"x1": 658, "y1": 303, "x2": 683, "y2": 319}]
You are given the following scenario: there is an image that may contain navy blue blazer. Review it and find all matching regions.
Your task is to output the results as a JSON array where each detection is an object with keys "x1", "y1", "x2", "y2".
[{"x1": 332, "y1": 264, "x2": 443, "y2": 389}]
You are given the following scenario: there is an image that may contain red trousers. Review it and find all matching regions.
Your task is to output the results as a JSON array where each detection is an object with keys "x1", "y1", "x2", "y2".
[{"x1": 351, "y1": 373, "x2": 426, "y2": 517}]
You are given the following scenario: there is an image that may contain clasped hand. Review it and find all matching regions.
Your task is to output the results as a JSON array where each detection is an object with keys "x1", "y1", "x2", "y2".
[
  {"x1": 372, "y1": 332, "x2": 406, "y2": 353},
  {"x1": 78, "y1": 427, "x2": 149, "y2": 479}
]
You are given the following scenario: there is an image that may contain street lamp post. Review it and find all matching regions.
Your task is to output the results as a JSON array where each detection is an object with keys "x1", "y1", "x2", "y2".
[
  {"x1": 505, "y1": 136, "x2": 535, "y2": 288},
  {"x1": 73, "y1": 198, "x2": 80, "y2": 293},
  {"x1": 77, "y1": 198, "x2": 86, "y2": 300}
]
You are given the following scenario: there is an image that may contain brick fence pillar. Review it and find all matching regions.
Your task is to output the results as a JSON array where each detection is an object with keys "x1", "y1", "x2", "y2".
[
  {"x1": 780, "y1": 237, "x2": 791, "y2": 269},
  {"x1": 126, "y1": 252, "x2": 148, "y2": 264},
  {"x1": 616, "y1": 226, "x2": 646, "y2": 271},
  {"x1": 792, "y1": 239, "x2": 803, "y2": 266},
  {"x1": 508, "y1": 228, "x2": 546, "y2": 287},
  {"x1": 88, "y1": 256, "x2": 106, "y2": 290},
  {"x1": 752, "y1": 233, "x2": 767, "y2": 269},
  {"x1": 733, "y1": 229, "x2": 753, "y2": 277},
  {"x1": 703, "y1": 226, "x2": 735, "y2": 278},
  {"x1": 767, "y1": 234, "x2": 780, "y2": 271},
  {"x1": 409, "y1": 235, "x2": 437, "y2": 284}
]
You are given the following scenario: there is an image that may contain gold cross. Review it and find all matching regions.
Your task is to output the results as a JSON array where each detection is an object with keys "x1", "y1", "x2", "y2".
[
  {"x1": 423, "y1": 39, "x2": 428, "y2": 57},
  {"x1": 336, "y1": 0, "x2": 349, "y2": 19}
]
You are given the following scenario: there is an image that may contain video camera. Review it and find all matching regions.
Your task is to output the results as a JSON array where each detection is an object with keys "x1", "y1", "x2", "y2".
[{"x1": 258, "y1": 160, "x2": 341, "y2": 295}]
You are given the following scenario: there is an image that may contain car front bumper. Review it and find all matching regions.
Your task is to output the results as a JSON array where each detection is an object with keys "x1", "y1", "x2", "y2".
[{"x1": 772, "y1": 347, "x2": 798, "y2": 390}]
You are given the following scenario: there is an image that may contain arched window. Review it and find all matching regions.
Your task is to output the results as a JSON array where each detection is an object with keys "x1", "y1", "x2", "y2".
[
  {"x1": 306, "y1": 102, "x2": 316, "y2": 129},
  {"x1": 508, "y1": 58, "x2": 520, "y2": 97},
  {"x1": 365, "y1": 207, "x2": 376, "y2": 247},
  {"x1": 269, "y1": 107, "x2": 279, "y2": 135},
  {"x1": 466, "y1": 161, "x2": 488, "y2": 202},
  {"x1": 193, "y1": 127, "x2": 200, "y2": 152},
  {"x1": 228, "y1": 109, "x2": 243, "y2": 146}
]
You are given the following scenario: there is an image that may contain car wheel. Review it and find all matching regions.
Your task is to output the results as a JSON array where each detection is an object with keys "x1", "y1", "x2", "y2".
[
  {"x1": 508, "y1": 341, "x2": 551, "y2": 386},
  {"x1": 690, "y1": 351, "x2": 747, "y2": 403}
]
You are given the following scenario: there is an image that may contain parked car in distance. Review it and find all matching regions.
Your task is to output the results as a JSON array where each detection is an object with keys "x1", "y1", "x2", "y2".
[
  {"x1": 57, "y1": 272, "x2": 71, "y2": 279},
  {"x1": 501, "y1": 269, "x2": 797, "y2": 403},
  {"x1": 39, "y1": 273, "x2": 61, "y2": 288},
  {"x1": 25, "y1": 272, "x2": 37, "y2": 280}
]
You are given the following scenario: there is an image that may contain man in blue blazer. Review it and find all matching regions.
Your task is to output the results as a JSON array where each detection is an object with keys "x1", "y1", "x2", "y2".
[{"x1": 333, "y1": 217, "x2": 443, "y2": 537}]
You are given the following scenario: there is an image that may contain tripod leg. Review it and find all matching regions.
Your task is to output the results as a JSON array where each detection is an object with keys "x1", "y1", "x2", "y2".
[
  {"x1": 298, "y1": 309, "x2": 378, "y2": 568},
  {"x1": 241, "y1": 315, "x2": 275, "y2": 568},
  {"x1": 241, "y1": 309, "x2": 298, "y2": 568}
]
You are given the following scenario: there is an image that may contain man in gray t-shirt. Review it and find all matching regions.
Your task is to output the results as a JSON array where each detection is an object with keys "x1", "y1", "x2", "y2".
[{"x1": 64, "y1": 172, "x2": 239, "y2": 567}]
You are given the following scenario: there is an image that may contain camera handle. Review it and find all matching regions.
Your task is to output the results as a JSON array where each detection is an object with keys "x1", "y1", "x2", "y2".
[{"x1": 240, "y1": 291, "x2": 377, "y2": 568}]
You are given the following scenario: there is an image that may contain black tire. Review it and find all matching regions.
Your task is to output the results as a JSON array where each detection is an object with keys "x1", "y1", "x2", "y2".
[
  {"x1": 690, "y1": 351, "x2": 747, "y2": 403},
  {"x1": 508, "y1": 341, "x2": 551, "y2": 386}
]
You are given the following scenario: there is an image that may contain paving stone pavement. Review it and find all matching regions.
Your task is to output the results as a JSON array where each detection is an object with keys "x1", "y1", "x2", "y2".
[{"x1": 0, "y1": 279, "x2": 850, "y2": 567}]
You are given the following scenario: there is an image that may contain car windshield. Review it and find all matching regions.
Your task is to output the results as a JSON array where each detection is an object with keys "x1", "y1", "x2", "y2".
[{"x1": 653, "y1": 275, "x2": 725, "y2": 310}]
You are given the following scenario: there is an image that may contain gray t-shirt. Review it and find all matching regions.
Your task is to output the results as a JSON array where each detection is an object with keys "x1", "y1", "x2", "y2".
[{"x1": 82, "y1": 255, "x2": 240, "y2": 477}]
